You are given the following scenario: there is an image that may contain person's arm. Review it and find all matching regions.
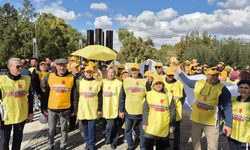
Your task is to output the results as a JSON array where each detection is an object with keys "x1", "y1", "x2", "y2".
[
  {"x1": 178, "y1": 72, "x2": 197, "y2": 88},
  {"x1": 169, "y1": 97, "x2": 176, "y2": 127},
  {"x1": 142, "y1": 98, "x2": 149, "y2": 125},
  {"x1": 35, "y1": 74, "x2": 42, "y2": 95},
  {"x1": 70, "y1": 77, "x2": 77, "y2": 114},
  {"x1": 97, "y1": 87, "x2": 103, "y2": 112},
  {"x1": 31, "y1": 70, "x2": 36, "y2": 93},
  {"x1": 219, "y1": 86, "x2": 233, "y2": 128},
  {"x1": 28, "y1": 83, "x2": 34, "y2": 114},
  {"x1": 41, "y1": 74, "x2": 50, "y2": 113},
  {"x1": 144, "y1": 65, "x2": 149, "y2": 73},
  {"x1": 180, "y1": 88, "x2": 186, "y2": 105},
  {"x1": 119, "y1": 85, "x2": 126, "y2": 113},
  {"x1": 146, "y1": 81, "x2": 151, "y2": 92}
]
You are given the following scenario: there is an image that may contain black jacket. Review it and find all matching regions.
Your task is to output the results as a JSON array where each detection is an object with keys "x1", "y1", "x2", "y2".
[{"x1": 41, "y1": 71, "x2": 77, "y2": 114}]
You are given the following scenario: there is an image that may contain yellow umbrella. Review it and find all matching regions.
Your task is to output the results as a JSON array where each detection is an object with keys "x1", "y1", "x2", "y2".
[{"x1": 71, "y1": 45, "x2": 116, "y2": 61}]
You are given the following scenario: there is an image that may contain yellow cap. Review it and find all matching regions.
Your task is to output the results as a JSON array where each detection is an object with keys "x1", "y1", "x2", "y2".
[
  {"x1": 118, "y1": 64, "x2": 125, "y2": 69},
  {"x1": 197, "y1": 67, "x2": 202, "y2": 70},
  {"x1": 85, "y1": 66, "x2": 94, "y2": 72},
  {"x1": 185, "y1": 60, "x2": 191, "y2": 63},
  {"x1": 165, "y1": 67, "x2": 175, "y2": 75},
  {"x1": 87, "y1": 61, "x2": 96, "y2": 67},
  {"x1": 130, "y1": 63, "x2": 140, "y2": 70},
  {"x1": 153, "y1": 76, "x2": 164, "y2": 84},
  {"x1": 192, "y1": 59, "x2": 197, "y2": 62},
  {"x1": 155, "y1": 62, "x2": 163, "y2": 67},
  {"x1": 203, "y1": 64, "x2": 208, "y2": 67},
  {"x1": 82, "y1": 61, "x2": 85, "y2": 64},
  {"x1": 121, "y1": 70, "x2": 129, "y2": 75},
  {"x1": 193, "y1": 63, "x2": 198, "y2": 67},
  {"x1": 144, "y1": 71, "x2": 154, "y2": 77},
  {"x1": 71, "y1": 62, "x2": 79, "y2": 67},
  {"x1": 219, "y1": 62, "x2": 225, "y2": 66},
  {"x1": 225, "y1": 65, "x2": 232, "y2": 70},
  {"x1": 70, "y1": 57, "x2": 77, "y2": 62},
  {"x1": 206, "y1": 67, "x2": 220, "y2": 75},
  {"x1": 40, "y1": 61, "x2": 46, "y2": 65}
]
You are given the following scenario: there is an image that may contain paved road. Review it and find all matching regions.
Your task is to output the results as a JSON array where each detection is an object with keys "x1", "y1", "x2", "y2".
[{"x1": 21, "y1": 109, "x2": 229, "y2": 150}]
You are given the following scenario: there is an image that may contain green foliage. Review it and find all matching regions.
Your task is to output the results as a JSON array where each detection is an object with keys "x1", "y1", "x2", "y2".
[
  {"x1": 117, "y1": 28, "x2": 157, "y2": 63},
  {"x1": 0, "y1": 0, "x2": 86, "y2": 66}
]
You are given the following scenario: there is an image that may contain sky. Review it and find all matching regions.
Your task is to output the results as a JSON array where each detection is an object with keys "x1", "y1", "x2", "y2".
[{"x1": 1, "y1": 0, "x2": 250, "y2": 51}]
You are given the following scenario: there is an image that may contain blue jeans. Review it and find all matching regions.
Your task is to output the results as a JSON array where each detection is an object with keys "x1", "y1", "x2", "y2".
[
  {"x1": 125, "y1": 118, "x2": 145, "y2": 150},
  {"x1": 82, "y1": 120, "x2": 96, "y2": 149}
]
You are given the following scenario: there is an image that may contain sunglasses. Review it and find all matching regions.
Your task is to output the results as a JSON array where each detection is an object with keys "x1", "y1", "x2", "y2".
[
  {"x1": 69, "y1": 59, "x2": 73, "y2": 61},
  {"x1": 197, "y1": 69, "x2": 202, "y2": 71},
  {"x1": 210, "y1": 67, "x2": 220, "y2": 71},
  {"x1": 14, "y1": 65, "x2": 22, "y2": 69},
  {"x1": 155, "y1": 66, "x2": 162, "y2": 69},
  {"x1": 217, "y1": 66, "x2": 223, "y2": 69},
  {"x1": 118, "y1": 68, "x2": 124, "y2": 70}
]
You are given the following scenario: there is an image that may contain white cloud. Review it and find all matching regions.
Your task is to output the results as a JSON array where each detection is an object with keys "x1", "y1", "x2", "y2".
[
  {"x1": 77, "y1": 13, "x2": 82, "y2": 17},
  {"x1": 86, "y1": 21, "x2": 93, "y2": 25},
  {"x1": 85, "y1": 12, "x2": 92, "y2": 17},
  {"x1": 90, "y1": 3, "x2": 108, "y2": 11},
  {"x1": 156, "y1": 8, "x2": 178, "y2": 21},
  {"x1": 114, "y1": 6, "x2": 250, "y2": 46},
  {"x1": 94, "y1": 16, "x2": 113, "y2": 29},
  {"x1": 207, "y1": 0, "x2": 217, "y2": 4},
  {"x1": 37, "y1": 0, "x2": 78, "y2": 21},
  {"x1": 81, "y1": 29, "x2": 86, "y2": 33},
  {"x1": 34, "y1": 0, "x2": 46, "y2": 2},
  {"x1": 217, "y1": 0, "x2": 250, "y2": 9}
]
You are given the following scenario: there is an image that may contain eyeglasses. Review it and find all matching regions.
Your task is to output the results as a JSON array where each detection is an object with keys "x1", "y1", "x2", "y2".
[
  {"x1": 69, "y1": 59, "x2": 73, "y2": 61},
  {"x1": 217, "y1": 66, "x2": 223, "y2": 69},
  {"x1": 210, "y1": 67, "x2": 220, "y2": 71},
  {"x1": 155, "y1": 66, "x2": 162, "y2": 69},
  {"x1": 14, "y1": 65, "x2": 22, "y2": 69}
]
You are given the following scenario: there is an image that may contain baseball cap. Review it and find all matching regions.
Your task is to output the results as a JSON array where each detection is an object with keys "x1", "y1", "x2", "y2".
[
  {"x1": 144, "y1": 70, "x2": 154, "y2": 77},
  {"x1": 203, "y1": 64, "x2": 208, "y2": 67},
  {"x1": 206, "y1": 67, "x2": 220, "y2": 75},
  {"x1": 155, "y1": 62, "x2": 163, "y2": 67},
  {"x1": 40, "y1": 61, "x2": 46, "y2": 65},
  {"x1": 121, "y1": 70, "x2": 129, "y2": 75},
  {"x1": 165, "y1": 67, "x2": 175, "y2": 75},
  {"x1": 56, "y1": 58, "x2": 68, "y2": 64},
  {"x1": 153, "y1": 76, "x2": 164, "y2": 84},
  {"x1": 130, "y1": 63, "x2": 139, "y2": 70},
  {"x1": 192, "y1": 59, "x2": 197, "y2": 62},
  {"x1": 85, "y1": 66, "x2": 94, "y2": 72},
  {"x1": 71, "y1": 62, "x2": 79, "y2": 67},
  {"x1": 185, "y1": 60, "x2": 191, "y2": 63},
  {"x1": 118, "y1": 64, "x2": 125, "y2": 69}
]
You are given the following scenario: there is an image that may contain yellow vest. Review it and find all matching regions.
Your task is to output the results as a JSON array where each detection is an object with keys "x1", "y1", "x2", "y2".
[
  {"x1": 204, "y1": 70, "x2": 207, "y2": 74},
  {"x1": 230, "y1": 100, "x2": 250, "y2": 143},
  {"x1": 28, "y1": 67, "x2": 36, "y2": 74},
  {"x1": 185, "y1": 65, "x2": 191, "y2": 74},
  {"x1": 48, "y1": 73, "x2": 74, "y2": 110},
  {"x1": 164, "y1": 80, "x2": 184, "y2": 121},
  {"x1": 116, "y1": 75, "x2": 122, "y2": 81},
  {"x1": 38, "y1": 72, "x2": 49, "y2": 92},
  {"x1": 124, "y1": 78, "x2": 147, "y2": 115},
  {"x1": 192, "y1": 79, "x2": 224, "y2": 125},
  {"x1": 145, "y1": 90, "x2": 170, "y2": 137},
  {"x1": 0, "y1": 75, "x2": 30, "y2": 125},
  {"x1": 77, "y1": 79, "x2": 102, "y2": 120},
  {"x1": 219, "y1": 70, "x2": 227, "y2": 82},
  {"x1": 102, "y1": 79, "x2": 122, "y2": 119}
]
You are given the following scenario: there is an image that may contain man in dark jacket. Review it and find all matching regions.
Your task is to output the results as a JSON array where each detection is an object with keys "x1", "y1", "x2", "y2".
[
  {"x1": 119, "y1": 63, "x2": 151, "y2": 150},
  {"x1": 41, "y1": 58, "x2": 77, "y2": 150}
]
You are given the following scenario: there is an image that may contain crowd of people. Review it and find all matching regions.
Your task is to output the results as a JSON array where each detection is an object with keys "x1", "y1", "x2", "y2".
[{"x1": 0, "y1": 56, "x2": 250, "y2": 150}]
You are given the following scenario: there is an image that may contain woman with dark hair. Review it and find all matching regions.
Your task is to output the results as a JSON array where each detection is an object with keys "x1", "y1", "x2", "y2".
[
  {"x1": 239, "y1": 70, "x2": 250, "y2": 80},
  {"x1": 227, "y1": 80, "x2": 250, "y2": 150}
]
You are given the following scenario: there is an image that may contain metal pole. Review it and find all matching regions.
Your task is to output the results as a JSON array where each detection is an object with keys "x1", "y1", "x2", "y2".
[
  {"x1": 33, "y1": 38, "x2": 38, "y2": 58},
  {"x1": 79, "y1": 39, "x2": 83, "y2": 63}
]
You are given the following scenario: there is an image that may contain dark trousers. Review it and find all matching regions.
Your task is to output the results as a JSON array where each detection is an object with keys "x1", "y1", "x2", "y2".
[
  {"x1": 125, "y1": 118, "x2": 145, "y2": 150},
  {"x1": 69, "y1": 115, "x2": 76, "y2": 127},
  {"x1": 228, "y1": 137, "x2": 249, "y2": 150},
  {"x1": 174, "y1": 121, "x2": 181, "y2": 148},
  {"x1": 145, "y1": 137, "x2": 166, "y2": 150},
  {"x1": 102, "y1": 118, "x2": 107, "y2": 131},
  {"x1": 106, "y1": 118, "x2": 120, "y2": 145},
  {"x1": 82, "y1": 120, "x2": 96, "y2": 150},
  {"x1": 0, "y1": 120, "x2": 26, "y2": 150}
]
